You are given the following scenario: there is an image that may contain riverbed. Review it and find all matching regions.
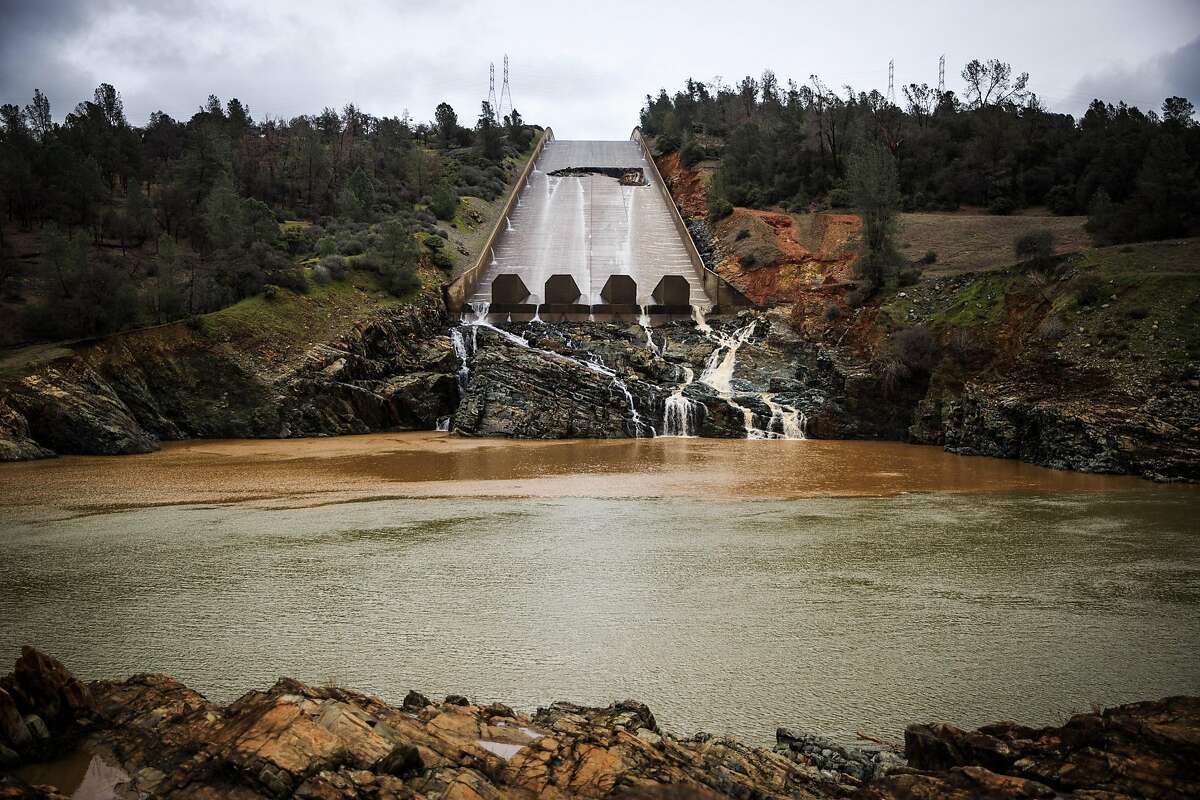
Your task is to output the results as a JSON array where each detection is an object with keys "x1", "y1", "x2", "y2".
[{"x1": 1, "y1": 433, "x2": 1197, "y2": 744}]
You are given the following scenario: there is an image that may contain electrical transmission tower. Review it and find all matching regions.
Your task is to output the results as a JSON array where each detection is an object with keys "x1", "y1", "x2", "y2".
[
  {"x1": 487, "y1": 62, "x2": 498, "y2": 122},
  {"x1": 938, "y1": 55, "x2": 946, "y2": 95},
  {"x1": 498, "y1": 55, "x2": 514, "y2": 123},
  {"x1": 886, "y1": 59, "x2": 895, "y2": 104}
]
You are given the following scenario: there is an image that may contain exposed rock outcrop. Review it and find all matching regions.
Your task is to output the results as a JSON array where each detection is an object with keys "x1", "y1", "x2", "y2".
[
  {"x1": 2, "y1": 649, "x2": 1196, "y2": 799},
  {"x1": 0, "y1": 295, "x2": 457, "y2": 460}
]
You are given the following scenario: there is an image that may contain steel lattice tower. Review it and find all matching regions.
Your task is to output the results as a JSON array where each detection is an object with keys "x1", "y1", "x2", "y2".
[{"x1": 498, "y1": 55, "x2": 514, "y2": 123}]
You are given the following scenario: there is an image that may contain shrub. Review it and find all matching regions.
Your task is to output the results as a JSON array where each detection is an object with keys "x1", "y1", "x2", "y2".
[
  {"x1": 741, "y1": 253, "x2": 758, "y2": 268},
  {"x1": 1075, "y1": 275, "x2": 1104, "y2": 307},
  {"x1": 1045, "y1": 184, "x2": 1076, "y2": 215},
  {"x1": 828, "y1": 187, "x2": 851, "y2": 208},
  {"x1": 430, "y1": 185, "x2": 458, "y2": 221},
  {"x1": 680, "y1": 137, "x2": 704, "y2": 167},
  {"x1": 823, "y1": 303, "x2": 841, "y2": 321},
  {"x1": 270, "y1": 267, "x2": 309, "y2": 294},
  {"x1": 263, "y1": 284, "x2": 279, "y2": 300},
  {"x1": 897, "y1": 267, "x2": 921, "y2": 287},
  {"x1": 430, "y1": 250, "x2": 454, "y2": 271},
  {"x1": 920, "y1": 250, "x2": 937, "y2": 265},
  {"x1": 337, "y1": 237, "x2": 365, "y2": 256},
  {"x1": 735, "y1": 228, "x2": 750, "y2": 241},
  {"x1": 317, "y1": 236, "x2": 337, "y2": 257},
  {"x1": 708, "y1": 197, "x2": 733, "y2": 221},
  {"x1": 424, "y1": 235, "x2": 445, "y2": 250},
  {"x1": 894, "y1": 326, "x2": 939, "y2": 373},
  {"x1": 1035, "y1": 315, "x2": 1067, "y2": 342},
  {"x1": 847, "y1": 283, "x2": 875, "y2": 307},
  {"x1": 946, "y1": 327, "x2": 990, "y2": 366},
  {"x1": 320, "y1": 255, "x2": 348, "y2": 280},
  {"x1": 1014, "y1": 229, "x2": 1055, "y2": 262},
  {"x1": 989, "y1": 196, "x2": 1016, "y2": 216},
  {"x1": 382, "y1": 264, "x2": 421, "y2": 296},
  {"x1": 1126, "y1": 306, "x2": 1149, "y2": 320},
  {"x1": 312, "y1": 264, "x2": 332, "y2": 285}
]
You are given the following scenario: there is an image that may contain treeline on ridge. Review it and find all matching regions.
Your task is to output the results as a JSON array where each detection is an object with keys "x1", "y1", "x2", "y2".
[
  {"x1": 0, "y1": 84, "x2": 536, "y2": 342},
  {"x1": 640, "y1": 60, "x2": 1199, "y2": 245}
]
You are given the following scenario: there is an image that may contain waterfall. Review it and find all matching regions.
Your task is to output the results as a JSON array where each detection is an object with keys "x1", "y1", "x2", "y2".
[
  {"x1": 699, "y1": 321, "x2": 756, "y2": 395},
  {"x1": 532, "y1": 304, "x2": 543, "y2": 324},
  {"x1": 693, "y1": 317, "x2": 806, "y2": 440},
  {"x1": 435, "y1": 417, "x2": 450, "y2": 432},
  {"x1": 449, "y1": 328, "x2": 473, "y2": 396},
  {"x1": 639, "y1": 306, "x2": 662, "y2": 356},
  {"x1": 458, "y1": 312, "x2": 652, "y2": 438},
  {"x1": 662, "y1": 365, "x2": 701, "y2": 437},
  {"x1": 505, "y1": 217, "x2": 513, "y2": 232}
]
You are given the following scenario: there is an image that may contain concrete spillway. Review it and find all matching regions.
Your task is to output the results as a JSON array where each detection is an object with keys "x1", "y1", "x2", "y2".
[{"x1": 454, "y1": 132, "x2": 744, "y2": 317}]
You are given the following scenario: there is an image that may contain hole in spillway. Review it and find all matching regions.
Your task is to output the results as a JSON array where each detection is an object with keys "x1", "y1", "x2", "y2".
[{"x1": 547, "y1": 166, "x2": 646, "y2": 185}]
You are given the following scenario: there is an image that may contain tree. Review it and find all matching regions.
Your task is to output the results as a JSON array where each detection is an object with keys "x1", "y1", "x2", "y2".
[
  {"x1": 374, "y1": 218, "x2": 422, "y2": 296},
  {"x1": 961, "y1": 59, "x2": 1030, "y2": 109},
  {"x1": 429, "y1": 184, "x2": 458, "y2": 220},
  {"x1": 23, "y1": 89, "x2": 52, "y2": 142},
  {"x1": 204, "y1": 181, "x2": 244, "y2": 251},
  {"x1": 476, "y1": 102, "x2": 503, "y2": 160},
  {"x1": 845, "y1": 141, "x2": 901, "y2": 288},
  {"x1": 434, "y1": 102, "x2": 458, "y2": 146}
]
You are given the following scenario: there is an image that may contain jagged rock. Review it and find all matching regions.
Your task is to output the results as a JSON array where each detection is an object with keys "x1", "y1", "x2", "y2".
[
  {"x1": 0, "y1": 295, "x2": 457, "y2": 459},
  {"x1": 4, "y1": 647, "x2": 94, "y2": 731}
]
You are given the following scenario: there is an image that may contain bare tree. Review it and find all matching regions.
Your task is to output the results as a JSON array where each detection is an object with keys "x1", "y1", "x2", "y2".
[{"x1": 961, "y1": 59, "x2": 1030, "y2": 109}]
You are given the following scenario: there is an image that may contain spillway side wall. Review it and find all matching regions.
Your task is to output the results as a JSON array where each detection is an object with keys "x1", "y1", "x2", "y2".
[
  {"x1": 443, "y1": 127, "x2": 555, "y2": 312},
  {"x1": 629, "y1": 127, "x2": 755, "y2": 309}
]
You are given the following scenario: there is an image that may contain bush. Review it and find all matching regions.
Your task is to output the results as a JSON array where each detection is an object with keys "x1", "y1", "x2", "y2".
[
  {"x1": 708, "y1": 197, "x2": 733, "y2": 221},
  {"x1": 823, "y1": 303, "x2": 841, "y2": 321},
  {"x1": 263, "y1": 284, "x2": 279, "y2": 300},
  {"x1": 988, "y1": 196, "x2": 1016, "y2": 216},
  {"x1": 1045, "y1": 184, "x2": 1076, "y2": 215},
  {"x1": 320, "y1": 255, "x2": 348, "y2": 280},
  {"x1": 920, "y1": 250, "x2": 937, "y2": 265},
  {"x1": 735, "y1": 228, "x2": 750, "y2": 241},
  {"x1": 424, "y1": 235, "x2": 445, "y2": 250},
  {"x1": 382, "y1": 264, "x2": 421, "y2": 296},
  {"x1": 893, "y1": 325, "x2": 939, "y2": 373},
  {"x1": 897, "y1": 267, "x2": 921, "y2": 287},
  {"x1": 828, "y1": 187, "x2": 851, "y2": 208},
  {"x1": 430, "y1": 185, "x2": 458, "y2": 221},
  {"x1": 337, "y1": 237, "x2": 365, "y2": 256},
  {"x1": 317, "y1": 236, "x2": 338, "y2": 257},
  {"x1": 847, "y1": 283, "x2": 875, "y2": 307},
  {"x1": 741, "y1": 253, "x2": 757, "y2": 268},
  {"x1": 430, "y1": 250, "x2": 454, "y2": 271},
  {"x1": 680, "y1": 137, "x2": 704, "y2": 167},
  {"x1": 312, "y1": 264, "x2": 332, "y2": 285},
  {"x1": 1075, "y1": 275, "x2": 1104, "y2": 307},
  {"x1": 1126, "y1": 306, "x2": 1149, "y2": 320},
  {"x1": 1014, "y1": 229, "x2": 1055, "y2": 262}
]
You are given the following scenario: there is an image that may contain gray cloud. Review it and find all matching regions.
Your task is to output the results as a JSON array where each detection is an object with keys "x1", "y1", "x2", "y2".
[
  {"x1": 1068, "y1": 36, "x2": 1200, "y2": 115},
  {"x1": 2, "y1": 0, "x2": 1199, "y2": 135}
]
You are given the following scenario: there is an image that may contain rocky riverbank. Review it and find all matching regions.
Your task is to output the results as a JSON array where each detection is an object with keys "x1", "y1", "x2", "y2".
[
  {"x1": 2, "y1": 242, "x2": 1196, "y2": 483},
  {"x1": 1, "y1": 648, "x2": 1197, "y2": 799},
  {"x1": 0, "y1": 291, "x2": 458, "y2": 462}
]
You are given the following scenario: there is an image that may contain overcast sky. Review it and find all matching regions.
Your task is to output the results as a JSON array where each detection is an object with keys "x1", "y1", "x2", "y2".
[{"x1": 2, "y1": 0, "x2": 1198, "y2": 138}]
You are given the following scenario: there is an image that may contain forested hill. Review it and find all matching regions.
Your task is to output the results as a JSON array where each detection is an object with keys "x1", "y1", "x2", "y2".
[
  {"x1": 0, "y1": 85, "x2": 536, "y2": 344},
  {"x1": 640, "y1": 60, "x2": 1199, "y2": 245}
]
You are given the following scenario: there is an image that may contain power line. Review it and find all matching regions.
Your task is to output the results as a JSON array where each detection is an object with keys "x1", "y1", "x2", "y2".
[
  {"x1": 498, "y1": 55, "x2": 514, "y2": 123},
  {"x1": 487, "y1": 62, "x2": 498, "y2": 123}
]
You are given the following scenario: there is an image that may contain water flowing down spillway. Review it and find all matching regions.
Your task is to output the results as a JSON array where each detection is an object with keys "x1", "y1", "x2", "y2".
[{"x1": 467, "y1": 140, "x2": 710, "y2": 310}]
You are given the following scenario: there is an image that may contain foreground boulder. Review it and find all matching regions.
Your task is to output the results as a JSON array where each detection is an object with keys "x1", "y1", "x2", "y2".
[{"x1": 1, "y1": 648, "x2": 1197, "y2": 799}]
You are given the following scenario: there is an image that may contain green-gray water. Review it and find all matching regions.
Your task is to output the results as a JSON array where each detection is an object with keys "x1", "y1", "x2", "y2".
[{"x1": 3, "y1": 463, "x2": 1198, "y2": 744}]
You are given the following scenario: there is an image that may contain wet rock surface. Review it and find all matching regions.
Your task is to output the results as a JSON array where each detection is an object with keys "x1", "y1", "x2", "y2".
[
  {"x1": 0, "y1": 295, "x2": 458, "y2": 460},
  {"x1": 2, "y1": 649, "x2": 1197, "y2": 799}
]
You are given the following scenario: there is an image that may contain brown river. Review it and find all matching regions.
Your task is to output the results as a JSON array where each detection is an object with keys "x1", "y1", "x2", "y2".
[{"x1": 1, "y1": 433, "x2": 1198, "y2": 744}]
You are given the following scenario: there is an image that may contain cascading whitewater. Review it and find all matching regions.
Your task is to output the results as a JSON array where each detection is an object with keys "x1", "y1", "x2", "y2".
[
  {"x1": 694, "y1": 317, "x2": 806, "y2": 440},
  {"x1": 453, "y1": 302, "x2": 652, "y2": 438},
  {"x1": 662, "y1": 365, "x2": 700, "y2": 437},
  {"x1": 639, "y1": 306, "x2": 663, "y2": 357}
]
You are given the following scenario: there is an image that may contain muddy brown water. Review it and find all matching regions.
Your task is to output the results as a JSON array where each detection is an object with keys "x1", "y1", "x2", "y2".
[{"x1": 1, "y1": 433, "x2": 1198, "y2": 745}]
